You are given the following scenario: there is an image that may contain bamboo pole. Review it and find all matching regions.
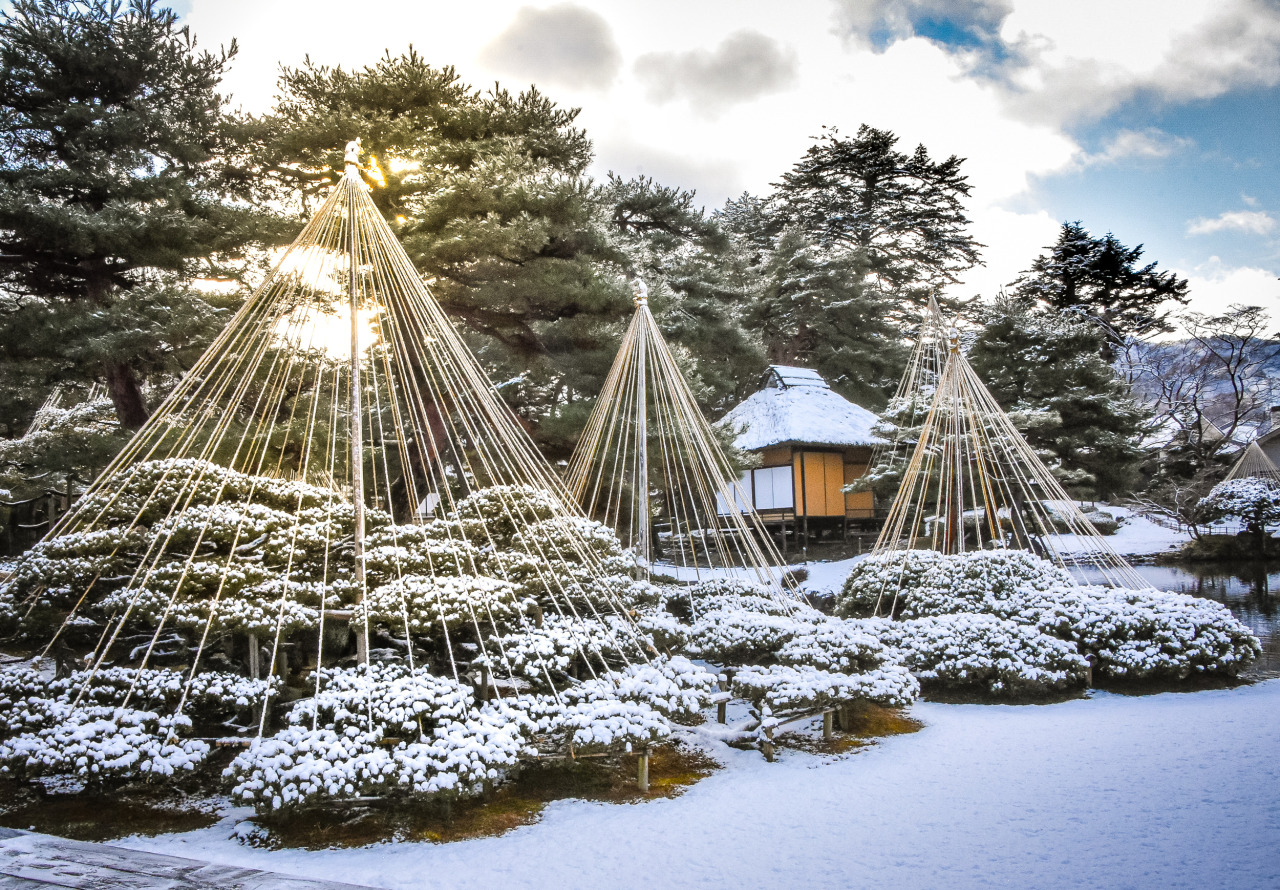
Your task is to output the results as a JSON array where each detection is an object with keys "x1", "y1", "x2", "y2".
[{"x1": 346, "y1": 142, "x2": 370, "y2": 666}]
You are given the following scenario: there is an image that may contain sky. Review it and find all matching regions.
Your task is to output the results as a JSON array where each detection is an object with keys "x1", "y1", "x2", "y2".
[{"x1": 174, "y1": 0, "x2": 1280, "y2": 320}]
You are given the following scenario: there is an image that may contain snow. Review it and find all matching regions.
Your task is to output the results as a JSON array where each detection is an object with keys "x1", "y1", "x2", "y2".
[
  {"x1": 122, "y1": 680, "x2": 1280, "y2": 890},
  {"x1": 718, "y1": 367, "x2": 882, "y2": 451},
  {"x1": 1045, "y1": 503, "x2": 1192, "y2": 557}
]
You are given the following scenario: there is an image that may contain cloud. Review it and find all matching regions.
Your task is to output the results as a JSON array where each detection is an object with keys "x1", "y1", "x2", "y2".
[
  {"x1": 999, "y1": 0, "x2": 1280, "y2": 126},
  {"x1": 478, "y1": 4, "x2": 622, "y2": 89},
  {"x1": 634, "y1": 31, "x2": 798, "y2": 115},
  {"x1": 1187, "y1": 210, "x2": 1277, "y2": 237},
  {"x1": 833, "y1": 0, "x2": 1013, "y2": 54},
  {"x1": 1178, "y1": 257, "x2": 1280, "y2": 316},
  {"x1": 1079, "y1": 128, "x2": 1192, "y2": 167}
]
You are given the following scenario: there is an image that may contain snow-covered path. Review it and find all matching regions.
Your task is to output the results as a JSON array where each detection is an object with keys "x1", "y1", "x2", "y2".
[{"x1": 126, "y1": 680, "x2": 1280, "y2": 890}]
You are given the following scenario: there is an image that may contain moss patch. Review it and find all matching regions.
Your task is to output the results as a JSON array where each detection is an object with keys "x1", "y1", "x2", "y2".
[
  {"x1": 777, "y1": 704, "x2": 922, "y2": 756},
  {"x1": 248, "y1": 741, "x2": 719, "y2": 849},
  {"x1": 0, "y1": 781, "x2": 219, "y2": 841}
]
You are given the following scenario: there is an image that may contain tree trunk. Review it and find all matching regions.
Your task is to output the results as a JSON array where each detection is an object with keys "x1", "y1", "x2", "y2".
[{"x1": 103, "y1": 360, "x2": 149, "y2": 430}]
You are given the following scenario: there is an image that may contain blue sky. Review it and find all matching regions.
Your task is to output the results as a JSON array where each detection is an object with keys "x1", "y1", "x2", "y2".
[{"x1": 169, "y1": 0, "x2": 1280, "y2": 321}]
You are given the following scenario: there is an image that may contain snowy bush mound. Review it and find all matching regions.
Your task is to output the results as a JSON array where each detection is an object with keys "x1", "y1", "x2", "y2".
[
  {"x1": 0, "y1": 665, "x2": 275, "y2": 781},
  {"x1": 836, "y1": 550, "x2": 1259, "y2": 687},
  {"x1": 873, "y1": 614, "x2": 1088, "y2": 694}
]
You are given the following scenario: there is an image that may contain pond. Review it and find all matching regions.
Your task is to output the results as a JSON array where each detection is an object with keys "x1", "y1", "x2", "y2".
[{"x1": 1075, "y1": 562, "x2": 1280, "y2": 678}]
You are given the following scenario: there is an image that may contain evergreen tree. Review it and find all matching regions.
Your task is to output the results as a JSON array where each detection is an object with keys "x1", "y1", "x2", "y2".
[
  {"x1": 0, "y1": 0, "x2": 275, "y2": 434},
  {"x1": 774, "y1": 124, "x2": 983, "y2": 303},
  {"x1": 968, "y1": 297, "x2": 1148, "y2": 500},
  {"x1": 747, "y1": 229, "x2": 905, "y2": 410},
  {"x1": 1011, "y1": 221, "x2": 1189, "y2": 346},
  {"x1": 261, "y1": 52, "x2": 760, "y2": 455}
]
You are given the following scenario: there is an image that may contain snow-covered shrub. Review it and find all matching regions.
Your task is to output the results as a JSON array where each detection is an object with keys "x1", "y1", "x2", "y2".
[
  {"x1": 227, "y1": 696, "x2": 540, "y2": 813},
  {"x1": 362, "y1": 525, "x2": 478, "y2": 582},
  {"x1": 226, "y1": 726, "x2": 391, "y2": 809},
  {"x1": 1007, "y1": 586, "x2": 1261, "y2": 680},
  {"x1": 681, "y1": 576, "x2": 804, "y2": 619},
  {"x1": 552, "y1": 698, "x2": 670, "y2": 753},
  {"x1": 63, "y1": 667, "x2": 275, "y2": 718},
  {"x1": 731, "y1": 663, "x2": 918, "y2": 712},
  {"x1": 452, "y1": 485, "x2": 559, "y2": 545},
  {"x1": 0, "y1": 706, "x2": 209, "y2": 781},
  {"x1": 567, "y1": 656, "x2": 720, "y2": 723},
  {"x1": 0, "y1": 666, "x2": 275, "y2": 740},
  {"x1": 876, "y1": 613, "x2": 1088, "y2": 695},
  {"x1": 836, "y1": 549, "x2": 947, "y2": 617},
  {"x1": 837, "y1": 549, "x2": 1070, "y2": 619},
  {"x1": 686, "y1": 610, "x2": 816, "y2": 664},
  {"x1": 839, "y1": 550, "x2": 1259, "y2": 684},
  {"x1": 482, "y1": 614, "x2": 642, "y2": 689},
  {"x1": 635, "y1": 606, "x2": 689, "y2": 651},
  {"x1": 1197, "y1": 477, "x2": 1280, "y2": 539},
  {"x1": 95, "y1": 575, "x2": 325, "y2": 637},
  {"x1": 286, "y1": 663, "x2": 473, "y2": 735},
  {"x1": 775, "y1": 620, "x2": 889, "y2": 673},
  {"x1": 355, "y1": 574, "x2": 534, "y2": 637}
]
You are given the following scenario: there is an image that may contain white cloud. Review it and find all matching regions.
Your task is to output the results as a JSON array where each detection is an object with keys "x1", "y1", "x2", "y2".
[
  {"x1": 1080, "y1": 128, "x2": 1192, "y2": 167},
  {"x1": 1186, "y1": 211, "x2": 1277, "y2": 237},
  {"x1": 634, "y1": 31, "x2": 798, "y2": 115},
  {"x1": 944, "y1": 207, "x2": 1061, "y2": 301},
  {"x1": 1178, "y1": 258, "x2": 1280, "y2": 317},
  {"x1": 998, "y1": 0, "x2": 1280, "y2": 126},
  {"x1": 478, "y1": 4, "x2": 622, "y2": 90}
]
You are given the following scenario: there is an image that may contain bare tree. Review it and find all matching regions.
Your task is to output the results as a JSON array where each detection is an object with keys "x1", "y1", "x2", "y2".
[{"x1": 1124, "y1": 304, "x2": 1280, "y2": 468}]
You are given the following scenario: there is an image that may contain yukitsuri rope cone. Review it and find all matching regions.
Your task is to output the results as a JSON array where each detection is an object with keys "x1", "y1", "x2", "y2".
[
  {"x1": 863, "y1": 298, "x2": 1146, "y2": 613},
  {"x1": 565, "y1": 279, "x2": 799, "y2": 598},
  {"x1": 0, "y1": 142, "x2": 708, "y2": 809},
  {"x1": 1223, "y1": 440, "x2": 1280, "y2": 483}
]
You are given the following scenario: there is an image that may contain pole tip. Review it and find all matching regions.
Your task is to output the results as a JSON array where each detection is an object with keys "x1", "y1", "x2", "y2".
[
  {"x1": 344, "y1": 137, "x2": 362, "y2": 168},
  {"x1": 632, "y1": 277, "x2": 649, "y2": 307}
]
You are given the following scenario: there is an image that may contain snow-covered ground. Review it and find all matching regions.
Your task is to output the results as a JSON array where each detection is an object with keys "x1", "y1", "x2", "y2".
[
  {"x1": 124, "y1": 680, "x2": 1280, "y2": 890},
  {"x1": 1047, "y1": 504, "x2": 1190, "y2": 558}
]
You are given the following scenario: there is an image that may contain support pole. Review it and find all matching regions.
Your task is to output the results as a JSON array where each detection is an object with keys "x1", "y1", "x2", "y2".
[
  {"x1": 345, "y1": 142, "x2": 370, "y2": 666},
  {"x1": 637, "y1": 746, "x2": 650, "y2": 792},
  {"x1": 248, "y1": 633, "x2": 260, "y2": 680},
  {"x1": 823, "y1": 709, "x2": 834, "y2": 741},
  {"x1": 633, "y1": 281, "x2": 651, "y2": 582}
]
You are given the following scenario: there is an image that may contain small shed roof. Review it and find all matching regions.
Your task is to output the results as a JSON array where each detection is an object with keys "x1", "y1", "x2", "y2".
[{"x1": 719, "y1": 366, "x2": 882, "y2": 451}]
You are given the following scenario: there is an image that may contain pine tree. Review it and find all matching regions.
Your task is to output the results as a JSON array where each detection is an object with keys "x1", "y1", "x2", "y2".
[
  {"x1": 0, "y1": 0, "x2": 274, "y2": 434},
  {"x1": 1011, "y1": 221, "x2": 1189, "y2": 346},
  {"x1": 774, "y1": 124, "x2": 983, "y2": 304},
  {"x1": 747, "y1": 229, "x2": 905, "y2": 409},
  {"x1": 968, "y1": 297, "x2": 1148, "y2": 500},
  {"x1": 261, "y1": 53, "x2": 759, "y2": 455}
]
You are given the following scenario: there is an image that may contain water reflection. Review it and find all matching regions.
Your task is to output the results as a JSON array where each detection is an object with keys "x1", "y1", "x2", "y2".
[{"x1": 1074, "y1": 563, "x2": 1280, "y2": 677}]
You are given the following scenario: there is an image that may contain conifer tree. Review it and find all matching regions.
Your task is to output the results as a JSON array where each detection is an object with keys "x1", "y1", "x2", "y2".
[
  {"x1": 1011, "y1": 221, "x2": 1189, "y2": 347},
  {"x1": 968, "y1": 297, "x2": 1148, "y2": 500},
  {"x1": 747, "y1": 229, "x2": 905, "y2": 410},
  {"x1": 261, "y1": 53, "x2": 760, "y2": 454},
  {"x1": 774, "y1": 124, "x2": 983, "y2": 303},
  {"x1": 0, "y1": 0, "x2": 274, "y2": 435}
]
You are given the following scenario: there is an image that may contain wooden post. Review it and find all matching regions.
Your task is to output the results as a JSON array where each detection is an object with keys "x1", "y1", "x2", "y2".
[
  {"x1": 716, "y1": 699, "x2": 727, "y2": 724},
  {"x1": 823, "y1": 710, "x2": 834, "y2": 740},
  {"x1": 637, "y1": 746, "x2": 650, "y2": 792},
  {"x1": 479, "y1": 663, "x2": 491, "y2": 702},
  {"x1": 762, "y1": 724, "x2": 775, "y2": 762},
  {"x1": 346, "y1": 151, "x2": 370, "y2": 667},
  {"x1": 248, "y1": 633, "x2": 260, "y2": 680}
]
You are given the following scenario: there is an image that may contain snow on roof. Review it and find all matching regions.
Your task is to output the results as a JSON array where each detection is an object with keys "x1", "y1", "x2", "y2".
[
  {"x1": 767, "y1": 366, "x2": 828, "y2": 389},
  {"x1": 719, "y1": 366, "x2": 883, "y2": 451}
]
